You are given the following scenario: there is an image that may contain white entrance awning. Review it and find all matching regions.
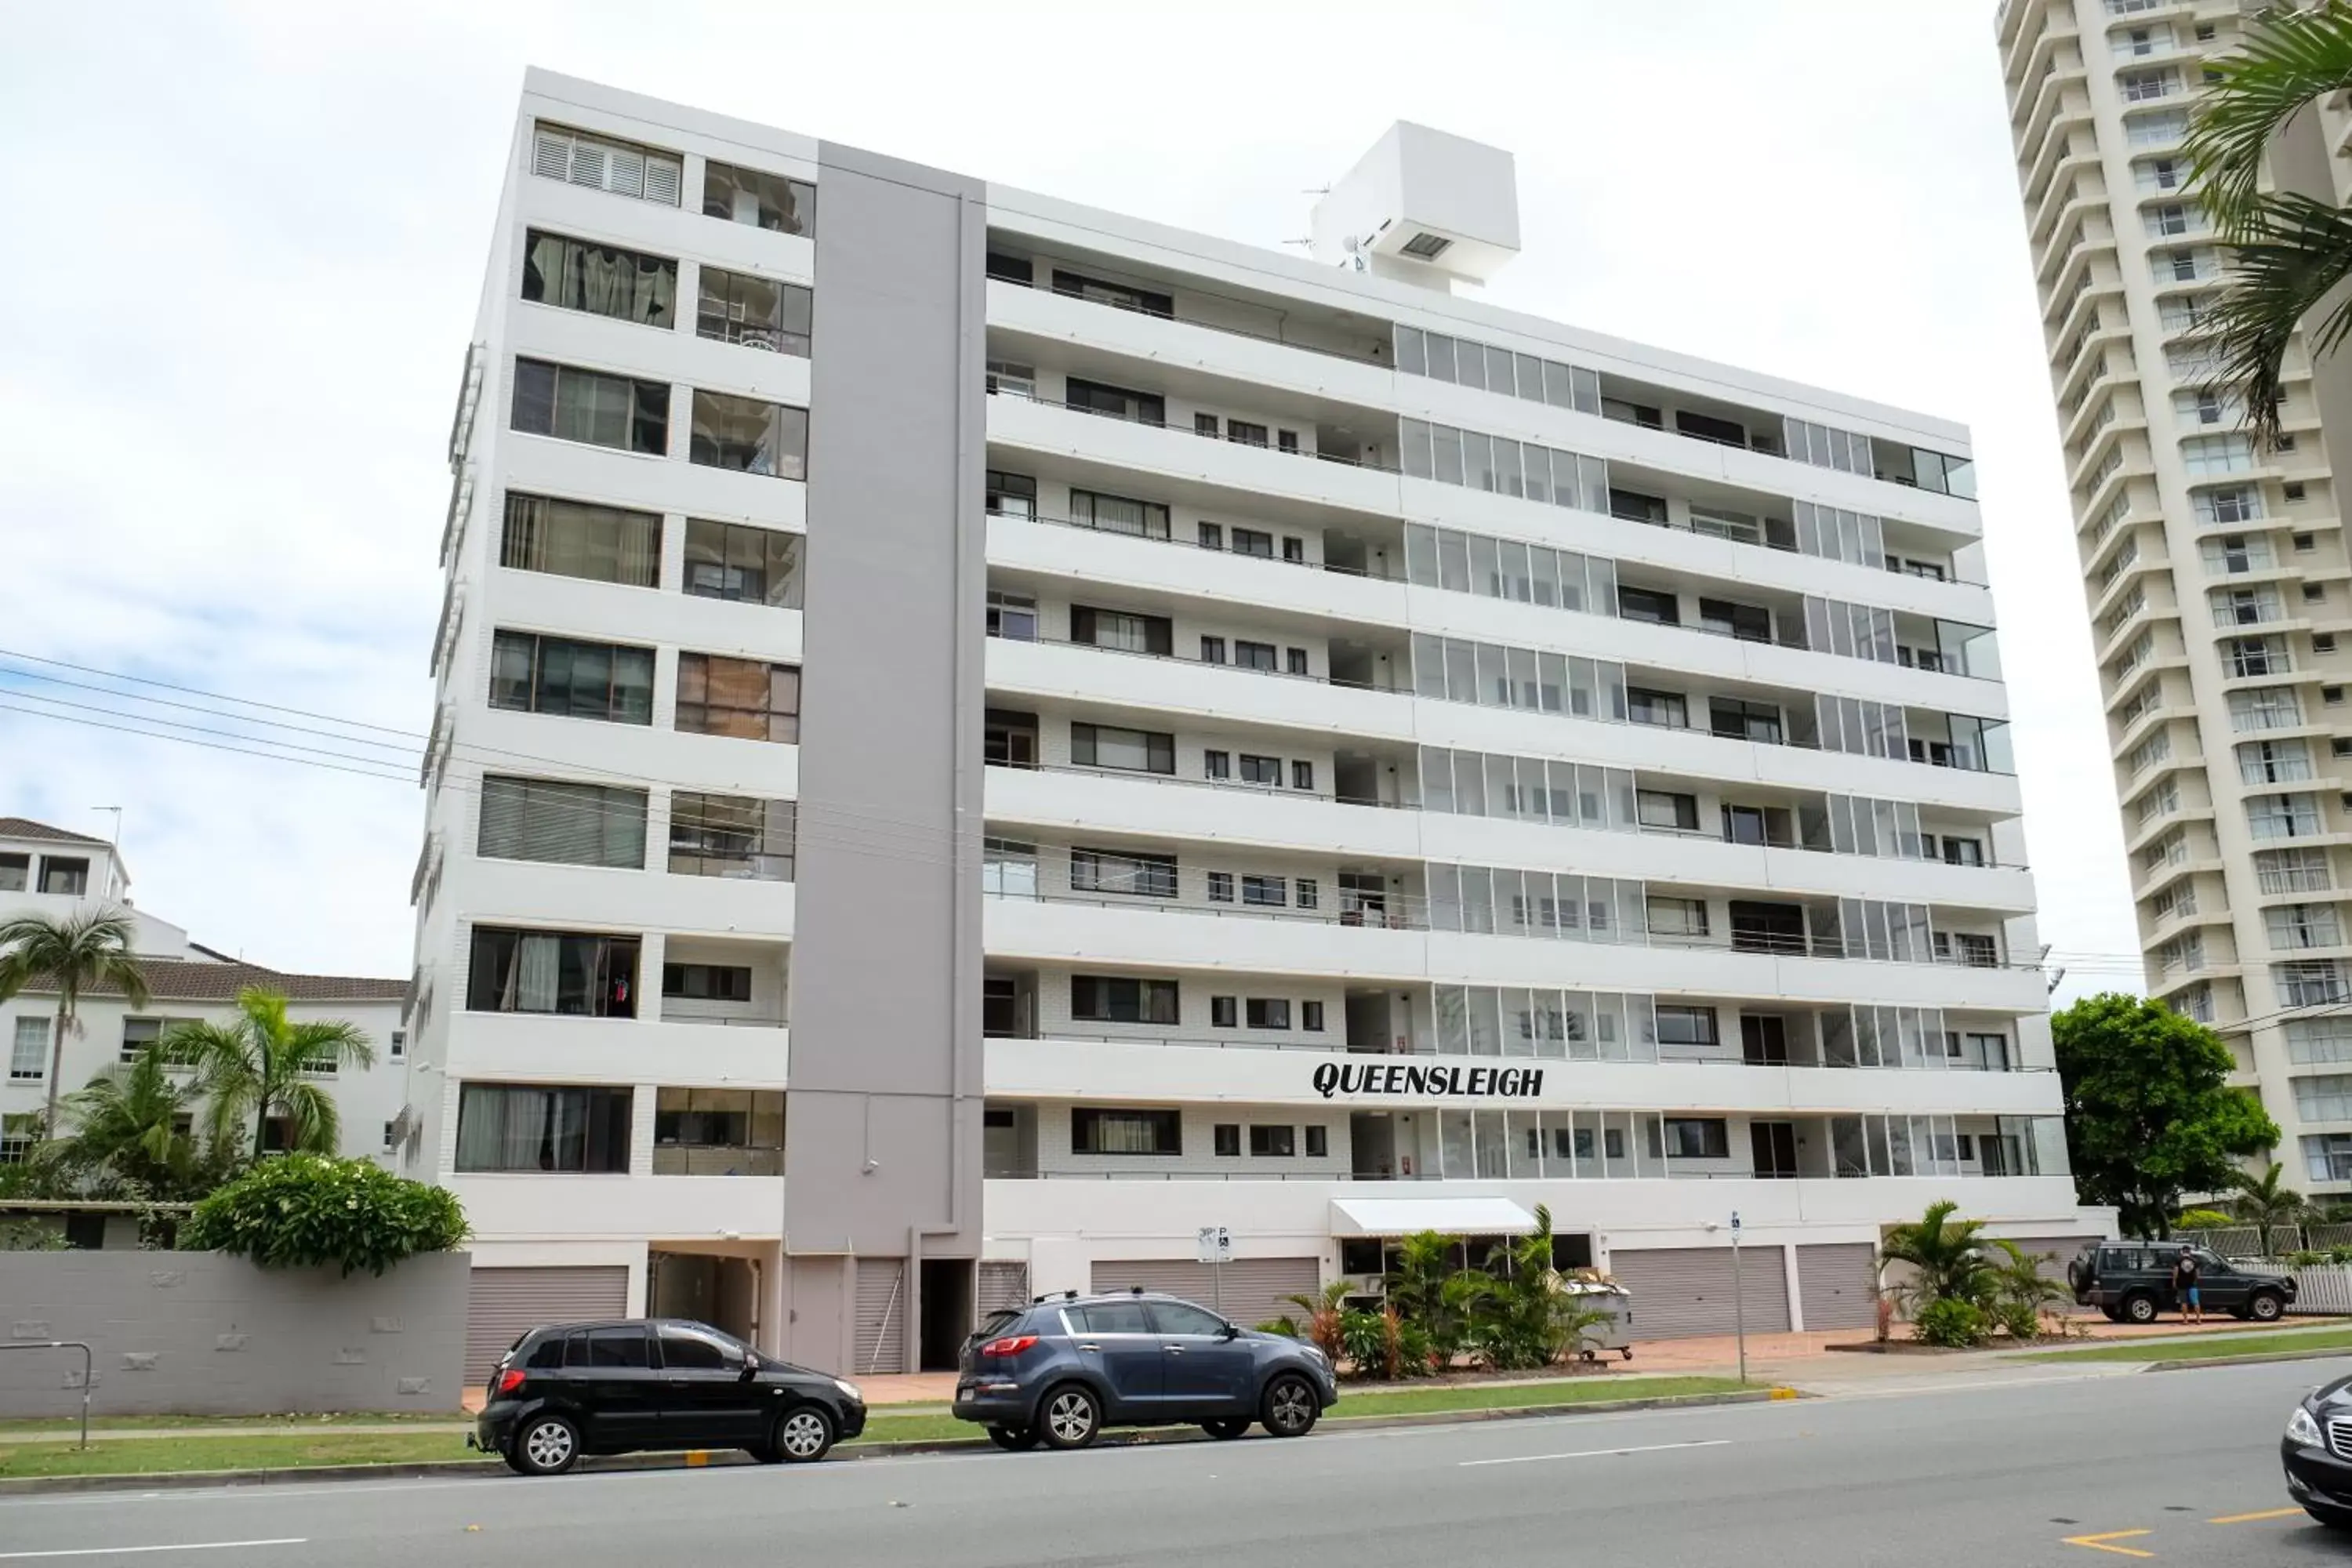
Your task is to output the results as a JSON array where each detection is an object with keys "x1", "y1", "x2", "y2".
[{"x1": 1330, "y1": 1196, "x2": 1540, "y2": 1238}]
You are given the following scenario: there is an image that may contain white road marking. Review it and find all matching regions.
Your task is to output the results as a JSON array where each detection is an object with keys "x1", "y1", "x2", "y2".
[
  {"x1": 0, "y1": 1541, "x2": 306, "y2": 1560},
  {"x1": 1457, "y1": 1438, "x2": 1731, "y2": 1468}
]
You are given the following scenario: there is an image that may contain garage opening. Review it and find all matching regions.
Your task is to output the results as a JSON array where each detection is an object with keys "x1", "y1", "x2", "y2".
[
  {"x1": 648, "y1": 1250, "x2": 760, "y2": 1344},
  {"x1": 919, "y1": 1258, "x2": 974, "y2": 1371}
]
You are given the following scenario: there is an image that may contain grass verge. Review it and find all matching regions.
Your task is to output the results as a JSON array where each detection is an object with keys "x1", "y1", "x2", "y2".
[
  {"x1": 2015, "y1": 1325, "x2": 2352, "y2": 1364},
  {"x1": 0, "y1": 1412, "x2": 463, "y2": 1436}
]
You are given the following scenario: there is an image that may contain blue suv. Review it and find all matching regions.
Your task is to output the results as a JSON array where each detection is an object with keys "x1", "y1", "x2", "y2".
[{"x1": 953, "y1": 1288, "x2": 1338, "y2": 1450}]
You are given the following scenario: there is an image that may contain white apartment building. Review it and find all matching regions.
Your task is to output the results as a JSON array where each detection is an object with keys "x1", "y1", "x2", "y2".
[
  {"x1": 1998, "y1": 0, "x2": 2352, "y2": 1192},
  {"x1": 408, "y1": 70, "x2": 2108, "y2": 1381},
  {"x1": 0, "y1": 818, "x2": 407, "y2": 1180}
]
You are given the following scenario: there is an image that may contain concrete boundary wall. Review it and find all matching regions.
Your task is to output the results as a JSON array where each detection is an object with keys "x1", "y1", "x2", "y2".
[{"x1": 0, "y1": 1250, "x2": 468, "y2": 1417}]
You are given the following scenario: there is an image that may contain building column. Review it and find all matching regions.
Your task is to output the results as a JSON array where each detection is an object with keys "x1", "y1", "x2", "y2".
[{"x1": 1782, "y1": 1243, "x2": 1805, "y2": 1332}]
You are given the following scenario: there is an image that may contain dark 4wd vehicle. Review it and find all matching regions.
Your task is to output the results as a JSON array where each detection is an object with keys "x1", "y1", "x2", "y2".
[
  {"x1": 2067, "y1": 1241, "x2": 2295, "y2": 1325},
  {"x1": 472, "y1": 1318, "x2": 866, "y2": 1475},
  {"x1": 953, "y1": 1289, "x2": 1338, "y2": 1450}
]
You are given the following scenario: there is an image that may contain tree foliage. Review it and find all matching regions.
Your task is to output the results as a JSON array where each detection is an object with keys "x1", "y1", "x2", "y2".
[
  {"x1": 0, "y1": 909, "x2": 148, "y2": 1135},
  {"x1": 48, "y1": 1046, "x2": 241, "y2": 1201},
  {"x1": 181, "y1": 1154, "x2": 466, "y2": 1276},
  {"x1": 2051, "y1": 993, "x2": 2279, "y2": 1238},
  {"x1": 165, "y1": 988, "x2": 375, "y2": 1160}
]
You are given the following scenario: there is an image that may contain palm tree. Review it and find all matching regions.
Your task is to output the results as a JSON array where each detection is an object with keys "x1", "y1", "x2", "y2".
[
  {"x1": 50, "y1": 1046, "x2": 218, "y2": 1199},
  {"x1": 1878, "y1": 1200, "x2": 1994, "y2": 1315},
  {"x1": 2180, "y1": 3, "x2": 2352, "y2": 446},
  {"x1": 164, "y1": 987, "x2": 375, "y2": 1160},
  {"x1": 2229, "y1": 1160, "x2": 2308, "y2": 1252},
  {"x1": 0, "y1": 910, "x2": 149, "y2": 1136}
]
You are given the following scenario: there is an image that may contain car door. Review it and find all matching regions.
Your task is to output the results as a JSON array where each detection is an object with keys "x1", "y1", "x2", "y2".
[
  {"x1": 2192, "y1": 1249, "x2": 2245, "y2": 1310},
  {"x1": 1149, "y1": 1300, "x2": 1257, "y2": 1417},
  {"x1": 566, "y1": 1325, "x2": 662, "y2": 1445},
  {"x1": 1069, "y1": 1301, "x2": 1162, "y2": 1417},
  {"x1": 655, "y1": 1323, "x2": 767, "y2": 1446}
]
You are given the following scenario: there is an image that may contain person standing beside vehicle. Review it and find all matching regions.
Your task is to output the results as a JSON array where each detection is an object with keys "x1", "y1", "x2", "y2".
[{"x1": 2172, "y1": 1245, "x2": 2202, "y2": 1326}]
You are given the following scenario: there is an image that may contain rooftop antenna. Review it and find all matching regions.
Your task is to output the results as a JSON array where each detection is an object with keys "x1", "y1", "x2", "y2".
[{"x1": 91, "y1": 806, "x2": 122, "y2": 900}]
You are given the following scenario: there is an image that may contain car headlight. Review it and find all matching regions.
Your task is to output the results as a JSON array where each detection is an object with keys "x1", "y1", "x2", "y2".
[
  {"x1": 834, "y1": 1377, "x2": 863, "y2": 1404},
  {"x1": 2288, "y1": 1405, "x2": 2325, "y2": 1449}
]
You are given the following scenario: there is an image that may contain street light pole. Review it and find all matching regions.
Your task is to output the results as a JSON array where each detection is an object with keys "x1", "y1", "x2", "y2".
[{"x1": 1730, "y1": 1211, "x2": 1747, "y2": 1385}]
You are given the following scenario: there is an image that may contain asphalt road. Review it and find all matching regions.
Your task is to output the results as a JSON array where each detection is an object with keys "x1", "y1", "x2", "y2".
[{"x1": 2, "y1": 1362, "x2": 2347, "y2": 1566}]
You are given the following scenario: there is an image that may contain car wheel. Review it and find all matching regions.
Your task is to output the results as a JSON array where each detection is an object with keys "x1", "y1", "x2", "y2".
[
  {"x1": 2122, "y1": 1292, "x2": 2159, "y2": 1325},
  {"x1": 987, "y1": 1425, "x2": 1040, "y2": 1451},
  {"x1": 1201, "y1": 1417, "x2": 1250, "y2": 1440},
  {"x1": 1039, "y1": 1384, "x2": 1102, "y2": 1450},
  {"x1": 510, "y1": 1414, "x2": 580, "y2": 1476},
  {"x1": 2249, "y1": 1291, "x2": 2286, "y2": 1323},
  {"x1": 1261, "y1": 1374, "x2": 1320, "y2": 1439},
  {"x1": 2099, "y1": 1305, "x2": 2122, "y2": 1322},
  {"x1": 774, "y1": 1406, "x2": 836, "y2": 1464}
]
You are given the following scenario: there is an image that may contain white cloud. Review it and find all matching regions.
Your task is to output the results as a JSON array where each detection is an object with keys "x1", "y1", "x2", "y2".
[{"x1": 0, "y1": 0, "x2": 2143, "y2": 996}]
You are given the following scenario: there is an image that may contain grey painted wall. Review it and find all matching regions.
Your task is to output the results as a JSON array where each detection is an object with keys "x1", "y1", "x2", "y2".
[
  {"x1": 782, "y1": 141, "x2": 986, "y2": 1367},
  {"x1": 0, "y1": 1250, "x2": 468, "y2": 1417}
]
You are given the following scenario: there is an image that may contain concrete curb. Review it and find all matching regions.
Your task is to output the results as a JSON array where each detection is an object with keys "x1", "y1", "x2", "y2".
[
  {"x1": 2145, "y1": 1347, "x2": 2352, "y2": 1372},
  {"x1": 0, "y1": 1387, "x2": 1797, "y2": 1497}
]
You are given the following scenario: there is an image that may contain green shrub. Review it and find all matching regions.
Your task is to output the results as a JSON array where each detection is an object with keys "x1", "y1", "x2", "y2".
[
  {"x1": 1337, "y1": 1308, "x2": 1392, "y2": 1377},
  {"x1": 1393, "y1": 1316, "x2": 1436, "y2": 1377},
  {"x1": 1913, "y1": 1297, "x2": 1989, "y2": 1348},
  {"x1": 2174, "y1": 1209, "x2": 2236, "y2": 1231},
  {"x1": 181, "y1": 1155, "x2": 466, "y2": 1276},
  {"x1": 1992, "y1": 1300, "x2": 2042, "y2": 1341},
  {"x1": 2328, "y1": 1247, "x2": 2352, "y2": 1267},
  {"x1": 2288, "y1": 1250, "x2": 2328, "y2": 1267}
]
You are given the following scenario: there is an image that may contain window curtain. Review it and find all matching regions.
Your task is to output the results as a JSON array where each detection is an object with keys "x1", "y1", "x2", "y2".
[
  {"x1": 517, "y1": 935, "x2": 561, "y2": 1012},
  {"x1": 458, "y1": 1085, "x2": 553, "y2": 1171}
]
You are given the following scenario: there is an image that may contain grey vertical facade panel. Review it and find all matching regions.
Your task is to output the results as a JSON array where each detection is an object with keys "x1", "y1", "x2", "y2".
[{"x1": 785, "y1": 142, "x2": 985, "y2": 1284}]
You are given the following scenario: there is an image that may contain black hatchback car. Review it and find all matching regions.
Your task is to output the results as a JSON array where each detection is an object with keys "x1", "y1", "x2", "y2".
[
  {"x1": 2283, "y1": 1374, "x2": 2352, "y2": 1529},
  {"x1": 473, "y1": 1318, "x2": 866, "y2": 1475},
  {"x1": 2067, "y1": 1241, "x2": 2295, "y2": 1324},
  {"x1": 952, "y1": 1288, "x2": 1338, "y2": 1450}
]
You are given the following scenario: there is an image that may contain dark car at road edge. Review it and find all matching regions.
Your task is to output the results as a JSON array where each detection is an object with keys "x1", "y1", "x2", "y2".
[
  {"x1": 2067, "y1": 1240, "x2": 2295, "y2": 1324},
  {"x1": 473, "y1": 1317, "x2": 866, "y2": 1475},
  {"x1": 2283, "y1": 1374, "x2": 2352, "y2": 1530}
]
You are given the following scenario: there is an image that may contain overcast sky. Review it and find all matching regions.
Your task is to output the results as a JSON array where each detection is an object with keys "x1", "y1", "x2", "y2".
[{"x1": 0, "y1": 0, "x2": 2150, "y2": 999}]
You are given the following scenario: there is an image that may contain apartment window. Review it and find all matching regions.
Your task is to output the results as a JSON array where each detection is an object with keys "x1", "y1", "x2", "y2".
[
  {"x1": 511, "y1": 359, "x2": 669, "y2": 454},
  {"x1": 2181, "y1": 434, "x2": 2254, "y2": 476},
  {"x1": 1073, "y1": 605, "x2": 1174, "y2": 656},
  {"x1": 695, "y1": 267, "x2": 811, "y2": 357},
  {"x1": 501, "y1": 493, "x2": 661, "y2": 587},
  {"x1": 2319, "y1": 635, "x2": 2339, "y2": 654},
  {"x1": 2288, "y1": 481, "x2": 2309, "y2": 502},
  {"x1": 1648, "y1": 898, "x2": 1711, "y2": 939},
  {"x1": 2239, "y1": 789, "x2": 2313, "y2": 844},
  {"x1": 532, "y1": 124, "x2": 681, "y2": 205},
  {"x1": 1628, "y1": 688, "x2": 1688, "y2": 728},
  {"x1": 1239, "y1": 753, "x2": 1282, "y2": 786},
  {"x1": 1069, "y1": 488, "x2": 1171, "y2": 540},
  {"x1": 2299, "y1": 532, "x2": 2321, "y2": 554},
  {"x1": 2227, "y1": 637, "x2": 2289, "y2": 677},
  {"x1": 702, "y1": 160, "x2": 814, "y2": 235},
  {"x1": 1291, "y1": 760, "x2": 1315, "y2": 791},
  {"x1": 676, "y1": 654, "x2": 801, "y2": 742},
  {"x1": 1942, "y1": 837, "x2": 1986, "y2": 867},
  {"x1": 1197, "y1": 523, "x2": 1224, "y2": 550},
  {"x1": 2269, "y1": 903, "x2": 2344, "y2": 951},
  {"x1": 479, "y1": 776, "x2": 648, "y2": 869},
  {"x1": 2281, "y1": 960, "x2": 2351, "y2": 1006},
  {"x1": 1305, "y1": 1124, "x2": 1328, "y2": 1156},
  {"x1": 489, "y1": 631, "x2": 655, "y2": 724},
  {"x1": 1246, "y1": 998, "x2": 1293, "y2": 1029},
  {"x1": 1655, "y1": 1006, "x2": 1719, "y2": 1048},
  {"x1": 1214, "y1": 1123, "x2": 1240, "y2": 1157},
  {"x1": 2259, "y1": 848, "x2": 2333, "y2": 895},
  {"x1": 1210, "y1": 996, "x2": 1238, "y2": 1028},
  {"x1": 662, "y1": 963, "x2": 752, "y2": 1005},
  {"x1": 1664, "y1": 1118, "x2": 1731, "y2": 1160},
  {"x1": 1637, "y1": 790, "x2": 1700, "y2": 832},
  {"x1": 1065, "y1": 377, "x2": 1166, "y2": 426},
  {"x1": 682, "y1": 519, "x2": 802, "y2": 608},
  {"x1": 1241, "y1": 875, "x2": 1287, "y2": 908},
  {"x1": 1070, "y1": 848, "x2": 1178, "y2": 898},
  {"x1": 1228, "y1": 420, "x2": 1270, "y2": 448},
  {"x1": 389, "y1": 1031, "x2": 405, "y2": 1061},
  {"x1": 521, "y1": 230, "x2": 676, "y2": 328},
  {"x1": 983, "y1": 838, "x2": 1038, "y2": 898},
  {"x1": 1071, "y1": 722, "x2": 1174, "y2": 775},
  {"x1": 2240, "y1": 739, "x2": 2314, "y2": 785},
  {"x1": 1699, "y1": 599, "x2": 1773, "y2": 643},
  {"x1": 1250, "y1": 1124, "x2": 1296, "y2": 1156},
  {"x1": 653, "y1": 1087, "x2": 785, "y2": 1176},
  {"x1": 1200, "y1": 637, "x2": 1227, "y2": 665},
  {"x1": 1617, "y1": 586, "x2": 1680, "y2": 626},
  {"x1": 1203, "y1": 750, "x2": 1230, "y2": 780},
  {"x1": 669, "y1": 793, "x2": 794, "y2": 881},
  {"x1": 1207, "y1": 872, "x2": 1235, "y2": 903},
  {"x1": 1070, "y1": 976, "x2": 1179, "y2": 1025},
  {"x1": 1283, "y1": 535, "x2": 1305, "y2": 561},
  {"x1": 1195, "y1": 412, "x2": 1220, "y2": 437},
  {"x1": 466, "y1": 927, "x2": 640, "y2": 1017},
  {"x1": 1303, "y1": 1000, "x2": 1325, "y2": 1031},
  {"x1": 2194, "y1": 485, "x2": 2261, "y2": 526},
  {"x1": 1286, "y1": 648, "x2": 1309, "y2": 676},
  {"x1": 987, "y1": 470, "x2": 1037, "y2": 519},
  {"x1": 985, "y1": 358, "x2": 1036, "y2": 397},
  {"x1": 0, "y1": 854, "x2": 22, "y2": 893},
  {"x1": 2228, "y1": 686, "x2": 2303, "y2": 732},
  {"x1": 1710, "y1": 697, "x2": 1784, "y2": 745},
  {"x1": 455, "y1": 1083, "x2": 633, "y2": 1172},
  {"x1": 9, "y1": 1018, "x2": 48, "y2": 1081},
  {"x1": 988, "y1": 591, "x2": 1038, "y2": 641},
  {"x1": 1072, "y1": 1107, "x2": 1181, "y2": 1156},
  {"x1": 2121, "y1": 67, "x2": 2177, "y2": 101},
  {"x1": 689, "y1": 390, "x2": 808, "y2": 479},
  {"x1": 37, "y1": 857, "x2": 88, "y2": 896}
]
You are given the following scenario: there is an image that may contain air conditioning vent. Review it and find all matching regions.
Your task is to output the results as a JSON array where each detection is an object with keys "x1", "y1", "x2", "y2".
[{"x1": 1400, "y1": 231, "x2": 1454, "y2": 260}]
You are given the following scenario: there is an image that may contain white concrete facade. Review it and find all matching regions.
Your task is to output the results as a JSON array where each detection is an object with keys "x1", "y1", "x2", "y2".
[
  {"x1": 1997, "y1": 0, "x2": 2352, "y2": 1192},
  {"x1": 0, "y1": 818, "x2": 406, "y2": 1164},
  {"x1": 407, "y1": 71, "x2": 2108, "y2": 1369}
]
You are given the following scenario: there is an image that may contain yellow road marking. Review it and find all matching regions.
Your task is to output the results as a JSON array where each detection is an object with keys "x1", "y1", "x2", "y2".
[
  {"x1": 2061, "y1": 1529, "x2": 2154, "y2": 1558},
  {"x1": 2209, "y1": 1507, "x2": 2303, "y2": 1524}
]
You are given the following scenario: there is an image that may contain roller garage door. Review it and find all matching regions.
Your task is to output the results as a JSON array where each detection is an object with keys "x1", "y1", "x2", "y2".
[
  {"x1": 1090, "y1": 1258, "x2": 1319, "y2": 1330},
  {"x1": 978, "y1": 1261, "x2": 1030, "y2": 1317},
  {"x1": 1608, "y1": 1247, "x2": 1790, "y2": 1339},
  {"x1": 465, "y1": 1265, "x2": 628, "y2": 1385},
  {"x1": 1795, "y1": 1243, "x2": 1878, "y2": 1330},
  {"x1": 855, "y1": 1260, "x2": 908, "y2": 1375}
]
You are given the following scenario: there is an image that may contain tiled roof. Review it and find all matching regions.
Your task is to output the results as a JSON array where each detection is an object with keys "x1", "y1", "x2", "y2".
[
  {"x1": 13, "y1": 958, "x2": 406, "y2": 1004},
  {"x1": 0, "y1": 817, "x2": 111, "y2": 847}
]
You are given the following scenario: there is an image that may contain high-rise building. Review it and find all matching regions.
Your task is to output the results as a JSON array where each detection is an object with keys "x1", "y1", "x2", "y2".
[
  {"x1": 1997, "y1": 1, "x2": 2352, "y2": 1192},
  {"x1": 405, "y1": 69, "x2": 2103, "y2": 1381}
]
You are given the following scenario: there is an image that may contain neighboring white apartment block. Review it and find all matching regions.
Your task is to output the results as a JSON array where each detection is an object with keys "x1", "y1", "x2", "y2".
[
  {"x1": 0, "y1": 818, "x2": 407, "y2": 1176},
  {"x1": 1998, "y1": 0, "x2": 2352, "y2": 1192},
  {"x1": 409, "y1": 71, "x2": 2107, "y2": 1380}
]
